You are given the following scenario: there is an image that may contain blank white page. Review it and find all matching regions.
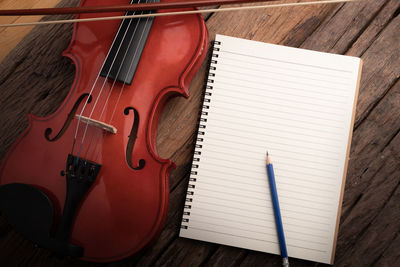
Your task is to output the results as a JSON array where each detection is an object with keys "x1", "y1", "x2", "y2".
[{"x1": 179, "y1": 34, "x2": 362, "y2": 264}]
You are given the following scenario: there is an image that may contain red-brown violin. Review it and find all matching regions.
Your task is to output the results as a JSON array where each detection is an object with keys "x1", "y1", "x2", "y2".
[{"x1": 0, "y1": 0, "x2": 208, "y2": 262}]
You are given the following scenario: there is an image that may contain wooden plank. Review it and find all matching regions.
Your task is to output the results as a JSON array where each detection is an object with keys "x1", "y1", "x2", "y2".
[
  {"x1": 347, "y1": 0, "x2": 400, "y2": 57},
  {"x1": 203, "y1": 247, "x2": 247, "y2": 267},
  {"x1": 374, "y1": 232, "x2": 400, "y2": 266},
  {"x1": 333, "y1": 81, "x2": 400, "y2": 265},
  {"x1": 352, "y1": 13, "x2": 400, "y2": 126},
  {"x1": 336, "y1": 138, "x2": 400, "y2": 265},
  {"x1": 343, "y1": 79, "x2": 400, "y2": 216},
  {"x1": 0, "y1": 0, "x2": 62, "y2": 62},
  {"x1": 342, "y1": 14, "x2": 400, "y2": 216},
  {"x1": 301, "y1": 0, "x2": 387, "y2": 54}
]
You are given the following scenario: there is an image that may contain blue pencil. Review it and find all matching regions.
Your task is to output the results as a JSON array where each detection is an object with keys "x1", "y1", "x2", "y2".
[{"x1": 266, "y1": 151, "x2": 289, "y2": 267}]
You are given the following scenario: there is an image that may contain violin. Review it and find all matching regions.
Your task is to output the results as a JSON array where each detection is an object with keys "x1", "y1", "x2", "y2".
[{"x1": 0, "y1": 0, "x2": 208, "y2": 262}]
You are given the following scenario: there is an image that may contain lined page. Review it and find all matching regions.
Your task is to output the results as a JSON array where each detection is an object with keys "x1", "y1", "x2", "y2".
[{"x1": 180, "y1": 34, "x2": 362, "y2": 264}]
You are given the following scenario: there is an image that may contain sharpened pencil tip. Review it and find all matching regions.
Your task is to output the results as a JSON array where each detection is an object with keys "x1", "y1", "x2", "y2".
[{"x1": 266, "y1": 151, "x2": 271, "y2": 165}]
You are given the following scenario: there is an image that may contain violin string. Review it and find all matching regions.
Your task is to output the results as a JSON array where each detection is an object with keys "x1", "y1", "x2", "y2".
[
  {"x1": 70, "y1": 20, "x2": 126, "y2": 156},
  {"x1": 90, "y1": 17, "x2": 153, "y2": 163},
  {"x1": 88, "y1": 11, "x2": 153, "y2": 161},
  {"x1": 73, "y1": 20, "x2": 133, "y2": 159},
  {"x1": 77, "y1": 0, "x2": 149, "y2": 160},
  {"x1": 87, "y1": 16, "x2": 153, "y2": 163},
  {"x1": 0, "y1": 0, "x2": 362, "y2": 28},
  {"x1": 108, "y1": 16, "x2": 152, "y2": 123},
  {"x1": 81, "y1": 11, "x2": 143, "y2": 161},
  {"x1": 98, "y1": 16, "x2": 149, "y2": 122},
  {"x1": 73, "y1": 0, "x2": 146, "y2": 159}
]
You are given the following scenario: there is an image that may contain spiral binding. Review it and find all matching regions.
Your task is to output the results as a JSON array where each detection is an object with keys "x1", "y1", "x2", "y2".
[{"x1": 181, "y1": 40, "x2": 221, "y2": 230}]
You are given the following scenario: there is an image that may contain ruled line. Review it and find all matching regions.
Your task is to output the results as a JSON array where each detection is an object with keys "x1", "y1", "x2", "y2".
[
  {"x1": 198, "y1": 179, "x2": 335, "y2": 202},
  {"x1": 197, "y1": 175, "x2": 336, "y2": 199},
  {"x1": 212, "y1": 90, "x2": 345, "y2": 119},
  {"x1": 197, "y1": 162, "x2": 336, "y2": 186},
  {"x1": 210, "y1": 98, "x2": 345, "y2": 124},
  {"x1": 214, "y1": 56, "x2": 349, "y2": 79},
  {"x1": 208, "y1": 105, "x2": 345, "y2": 132},
  {"x1": 203, "y1": 153, "x2": 338, "y2": 177},
  {"x1": 198, "y1": 172, "x2": 336, "y2": 194},
  {"x1": 216, "y1": 80, "x2": 346, "y2": 105},
  {"x1": 196, "y1": 181, "x2": 334, "y2": 206},
  {"x1": 188, "y1": 218, "x2": 328, "y2": 246},
  {"x1": 215, "y1": 57, "x2": 351, "y2": 84},
  {"x1": 194, "y1": 198, "x2": 331, "y2": 225},
  {"x1": 199, "y1": 161, "x2": 337, "y2": 184},
  {"x1": 192, "y1": 206, "x2": 329, "y2": 231},
  {"x1": 193, "y1": 191, "x2": 268, "y2": 208},
  {"x1": 214, "y1": 89, "x2": 346, "y2": 115},
  {"x1": 217, "y1": 68, "x2": 350, "y2": 92},
  {"x1": 206, "y1": 122, "x2": 343, "y2": 149},
  {"x1": 187, "y1": 226, "x2": 279, "y2": 245},
  {"x1": 189, "y1": 213, "x2": 276, "y2": 231},
  {"x1": 204, "y1": 129, "x2": 342, "y2": 155},
  {"x1": 200, "y1": 139, "x2": 340, "y2": 161},
  {"x1": 186, "y1": 226, "x2": 328, "y2": 253},
  {"x1": 193, "y1": 192, "x2": 332, "y2": 219},
  {"x1": 276, "y1": 177, "x2": 336, "y2": 193},
  {"x1": 203, "y1": 146, "x2": 340, "y2": 168},
  {"x1": 220, "y1": 49, "x2": 351, "y2": 74},
  {"x1": 215, "y1": 73, "x2": 349, "y2": 99},
  {"x1": 207, "y1": 116, "x2": 340, "y2": 141},
  {"x1": 188, "y1": 212, "x2": 330, "y2": 240},
  {"x1": 195, "y1": 187, "x2": 334, "y2": 212},
  {"x1": 205, "y1": 124, "x2": 342, "y2": 151},
  {"x1": 188, "y1": 218, "x2": 277, "y2": 237},
  {"x1": 274, "y1": 167, "x2": 338, "y2": 182}
]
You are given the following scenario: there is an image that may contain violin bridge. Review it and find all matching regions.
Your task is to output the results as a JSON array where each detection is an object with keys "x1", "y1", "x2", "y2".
[{"x1": 75, "y1": 115, "x2": 117, "y2": 134}]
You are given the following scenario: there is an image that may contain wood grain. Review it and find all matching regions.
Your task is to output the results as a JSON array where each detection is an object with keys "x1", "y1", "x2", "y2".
[
  {"x1": 0, "y1": 0, "x2": 62, "y2": 62},
  {"x1": 0, "y1": 0, "x2": 399, "y2": 266}
]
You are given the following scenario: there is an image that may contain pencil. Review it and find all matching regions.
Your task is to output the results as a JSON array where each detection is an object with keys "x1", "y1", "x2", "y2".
[{"x1": 266, "y1": 151, "x2": 289, "y2": 267}]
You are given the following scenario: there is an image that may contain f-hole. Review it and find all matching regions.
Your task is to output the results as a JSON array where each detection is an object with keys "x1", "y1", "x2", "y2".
[
  {"x1": 124, "y1": 107, "x2": 145, "y2": 170},
  {"x1": 45, "y1": 94, "x2": 92, "y2": 141}
]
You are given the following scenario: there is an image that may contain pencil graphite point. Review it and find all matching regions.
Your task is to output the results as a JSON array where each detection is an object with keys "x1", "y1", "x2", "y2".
[{"x1": 266, "y1": 151, "x2": 272, "y2": 165}]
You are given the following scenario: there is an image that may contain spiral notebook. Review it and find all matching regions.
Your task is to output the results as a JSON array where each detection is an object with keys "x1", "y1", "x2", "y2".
[{"x1": 179, "y1": 34, "x2": 362, "y2": 264}]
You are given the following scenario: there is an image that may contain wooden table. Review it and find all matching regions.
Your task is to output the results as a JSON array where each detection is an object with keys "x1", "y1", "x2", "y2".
[{"x1": 0, "y1": 0, "x2": 399, "y2": 266}]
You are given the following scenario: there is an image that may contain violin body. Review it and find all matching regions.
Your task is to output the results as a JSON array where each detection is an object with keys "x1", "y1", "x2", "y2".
[{"x1": 0, "y1": 0, "x2": 208, "y2": 262}]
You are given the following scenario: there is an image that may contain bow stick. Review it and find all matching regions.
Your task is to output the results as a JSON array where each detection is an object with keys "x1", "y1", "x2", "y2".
[
  {"x1": 0, "y1": 0, "x2": 274, "y2": 16},
  {"x1": 0, "y1": 0, "x2": 361, "y2": 28}
]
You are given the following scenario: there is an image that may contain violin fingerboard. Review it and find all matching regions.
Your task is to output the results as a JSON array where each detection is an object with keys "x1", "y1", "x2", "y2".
[{"x1": 100, "y1": 0, "x2": 160, "y2": 85}]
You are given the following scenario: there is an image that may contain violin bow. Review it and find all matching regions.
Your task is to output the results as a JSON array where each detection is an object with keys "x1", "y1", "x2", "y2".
[
  {"x1": 0, "y1": 0, "x2": 361, "y2": 28},
  {"x1": 2, "y1": 0, "x2": 275, "y2": 16}
]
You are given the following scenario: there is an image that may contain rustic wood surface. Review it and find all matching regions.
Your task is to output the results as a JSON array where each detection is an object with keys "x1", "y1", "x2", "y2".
[
  {"x1": 0, "y1": 0, "x2": 61, "y2": 62},
  {"x1": 0, "y1": 0, "x2": 399, "y2": 266}
]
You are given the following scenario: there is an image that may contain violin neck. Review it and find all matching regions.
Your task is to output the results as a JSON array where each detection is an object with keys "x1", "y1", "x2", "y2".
[{"x1": 100, "y1": 0, "x2": 159, "y2": 84}]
